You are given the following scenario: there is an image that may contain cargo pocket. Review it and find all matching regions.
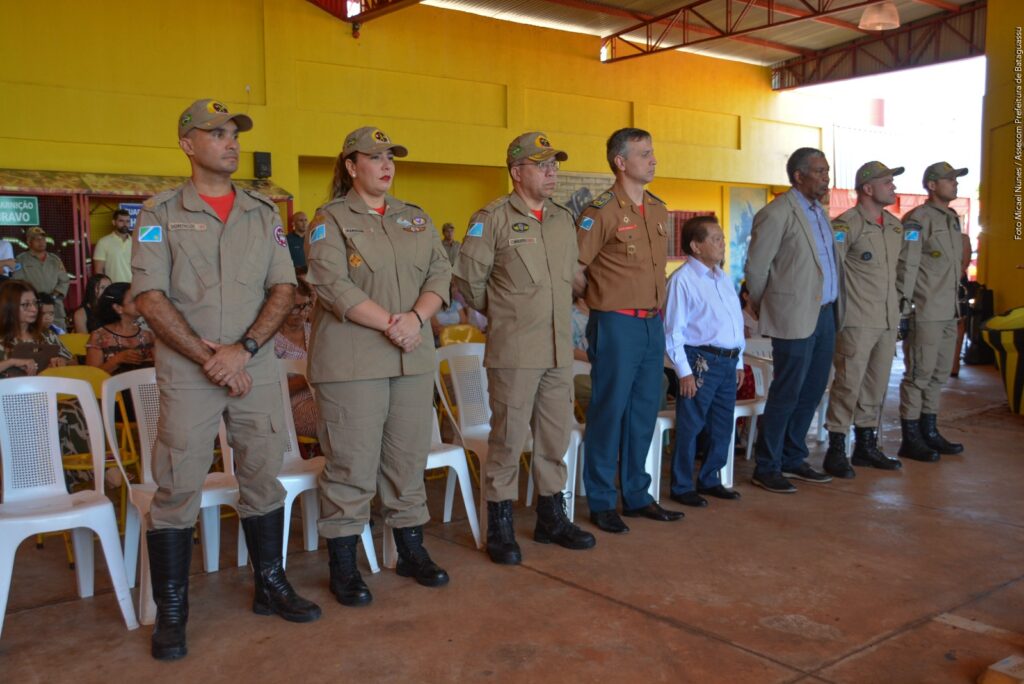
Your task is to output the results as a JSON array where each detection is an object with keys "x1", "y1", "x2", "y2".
[
  {"x1": 153, "y1": 425, "x2": 196, "y2": 493},
  {"x1": 176, "y1": 239, "x2": 220, "y2": 302}
]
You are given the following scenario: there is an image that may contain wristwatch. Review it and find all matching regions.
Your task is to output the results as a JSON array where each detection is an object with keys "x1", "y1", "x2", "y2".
[{"x1": 240, "y1": 336, "x2": 260, "y2": 357}]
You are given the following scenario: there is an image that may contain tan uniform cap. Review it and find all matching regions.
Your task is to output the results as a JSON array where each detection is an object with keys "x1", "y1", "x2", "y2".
[
  {"x1": 854, "y1": 161, "x2": 904, "y2": 188},
  {"x1": 342, "y1": 127, "x2": 408, "y2": 157},
  {"x1": 178, "y1": 99, "x2": 253, "y2": 138},
  {"x1": 507, "y1": 132, "x2": 568, "y2": 167},
  {"x1": 922, "y1": 161, "x2": 968, "y2": 187},
  {"x1": 25, "y1": 226, "x2": 48, "y2": 239}
]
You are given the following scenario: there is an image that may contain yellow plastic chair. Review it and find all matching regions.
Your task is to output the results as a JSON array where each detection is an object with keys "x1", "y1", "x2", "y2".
[
  {"x1": 59, "y1": 333, "x2": 90, "y2": 358},
  {"x1": 439, "y1": 324, "x2": 485, "y2": 346}
]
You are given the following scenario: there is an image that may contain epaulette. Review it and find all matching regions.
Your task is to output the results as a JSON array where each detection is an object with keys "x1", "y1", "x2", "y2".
[
  {"x1": 242, "y1": 186, "x2": 278, "y2": 211},
  {"x1": 549, "y1": 198, "x2": 574, "y2": 216},
  {"x1": 590, "y1": 191, "x2": 614, "y2": 209},
  {"x1": 482, "y1": 195, "x2": 510, "y2": 213},
  {"x1": 142, "y1": 188, "x2": 179, "y2": 210},
  {"x1": 831, "y1": 220, "x2": 849, "y2": 231},
  {"x1": 645, "y1": 190, "x2": 666, "y2": 205}
]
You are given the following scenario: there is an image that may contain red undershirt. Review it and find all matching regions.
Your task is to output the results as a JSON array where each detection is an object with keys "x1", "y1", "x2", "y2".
[
  {"x1": 372, "y1": 205, "x2": 386, "y2": 216},
  {"x1": 636, "y1": 203, "x2": 645, "y2": 217},
  {"x1": 530, "y1": 209, "x2": 543, "y2": 221},
  {"x1": 200, "y1": 191, "x2": 235, "y2": 224},
  {"x1": 876, "y1": 214, "x2": 884, "y2": 226}
]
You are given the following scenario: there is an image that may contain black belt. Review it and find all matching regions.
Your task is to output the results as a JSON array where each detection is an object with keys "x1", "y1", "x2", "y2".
[{"x1": 695, "y1": 344, "x2": 741, "y2": 359}]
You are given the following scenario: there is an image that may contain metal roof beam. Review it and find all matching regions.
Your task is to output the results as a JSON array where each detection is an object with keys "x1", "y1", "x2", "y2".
[{"x1": 306, "y1": 0, "x2": 421, "y2": 23}]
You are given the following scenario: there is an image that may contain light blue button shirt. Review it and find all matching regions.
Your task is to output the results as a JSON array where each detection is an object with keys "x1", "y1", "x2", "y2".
[
  {"x1": 664, "y1": 259, "x2": 745, "y2": 378},
  {"x1": 791, "y1": 189, "x2": 838, "y2": 305}
]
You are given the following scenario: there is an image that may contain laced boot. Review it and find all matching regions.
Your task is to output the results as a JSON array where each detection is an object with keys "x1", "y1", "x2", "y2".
[
  {"x1": 327, "y1": 535, "x2": 372, "y2": 606},
  {"x1": 898, "y1": 419, "x2": 940, "y2": 462},
  {"x1": 486, "y1": 500, "x2": 522, "y2": 565},
  {"x1": 393, "y1": 525, "x2": 449, "y2": 587},
  {"x1": 851, "y1": 427, "x2": 902, "y2": 470},
  {"x1": 919, "y1": 413, "x2": 964, "y2": 455},
  {"x1": 242, "y1": 508, "x2": 322, "y2": 623},
  {"x1": 147, "y1": 527, "x2": 192, "y2": 661},
  {"x1": 535, "y1": 492, "x2": 596, "y2": 550},
  {"x1": 822, "y1": 431, "x2": 855, "y2": 479}
]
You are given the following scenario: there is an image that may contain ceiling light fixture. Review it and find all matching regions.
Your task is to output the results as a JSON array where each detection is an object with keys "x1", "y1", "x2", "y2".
[{"x1": 858, "y1": 1, "x2": 901, "y2": 31}]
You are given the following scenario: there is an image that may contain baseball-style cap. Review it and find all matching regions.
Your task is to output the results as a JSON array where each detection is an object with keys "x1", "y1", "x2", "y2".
[
  {"x1": 854, "y1": 161, "x2": 904, "y2": 186},
  {"x1": 342, "y1": 127, "x2": 408, "y2": 158},
  {"x1": 923, "y1": 162, "x2": 968, "y2": 186},
  {"x1": 178, "y1": 99, "x2": 253, "y2": 138},
  {"x1": 25, "y1": 226, "x2": 47, "y2": 239},
  {"x1": 507, "y1": 132, "x2": 568, "y2": 166}
]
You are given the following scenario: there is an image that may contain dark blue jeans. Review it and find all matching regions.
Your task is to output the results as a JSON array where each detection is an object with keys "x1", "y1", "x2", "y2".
[
  {"x1": 670, "y1": 346, "x2": 738, "y2": 494},
  {"x1": 583, "y1": 310, "x2": 664, "y2": 512},
  {"x1": 754, "y1": 305, "x2": 835, "y2": 478}
]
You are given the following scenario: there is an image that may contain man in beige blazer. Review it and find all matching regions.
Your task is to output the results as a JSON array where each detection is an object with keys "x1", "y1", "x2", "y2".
[{"x1": 744, "y1": 147, "x2": 843, "y2": 493}]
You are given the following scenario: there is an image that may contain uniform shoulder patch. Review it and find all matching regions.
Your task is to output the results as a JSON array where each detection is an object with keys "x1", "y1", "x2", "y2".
[
  {"x1": 466, "y1": 221, "x2": 485, "y2": 238},
  {"x1": 579, "y1": 216, "x2": 595, "y2": 231},
  {"x1": 309, "y1": 223, "x2": 327, "y2": 243},
  {"x1": 645, "y1": 190, "x2": 666, "y2": 205},
  {"x1": 142, "y1": 188, "x2": 178, "y2": 210},
  {"x1": 138, "y1": 225, "x2": 164, "y2": 243},
  {"x1": 591, "y1": 191, "x2": 614, "y2": 209}
]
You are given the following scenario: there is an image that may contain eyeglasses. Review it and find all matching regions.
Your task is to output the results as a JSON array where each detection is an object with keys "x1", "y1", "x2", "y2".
[
  {"x1": 20, "y1": 300, "x2": 39, "y2": 310},
  {"x1": 290, "y1": 303, "x2": 311, "y2": 314},
  {"x1": 517, "y1": 160, "x2": 560, "y2": 174}
]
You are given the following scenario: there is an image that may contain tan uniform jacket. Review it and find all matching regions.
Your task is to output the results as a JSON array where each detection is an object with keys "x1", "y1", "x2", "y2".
[
  {"x1": 13, "y1": 251, "x2": 70, "y2": 300},
  {"x1": 576, "y1": 183, "x2": 669, "y2": 311},
  {"x1": 744, "y1": 189, "x2": 845, "y2": 339},
  {"x1": 832, "y1": 204, "x2": 920, "y2": 330},
  {"x1": 900, "y1": 201, "x2": 961, "y2": 322},
  {"x1": 304, "y1": 189, "x2": 451, "y2": 384},
  {"x1": 453, "y1": 192, "x2": 576, "y2": 369},
  {"x1": 131, "y1": 181, "x2": 297, "y2": 389}
]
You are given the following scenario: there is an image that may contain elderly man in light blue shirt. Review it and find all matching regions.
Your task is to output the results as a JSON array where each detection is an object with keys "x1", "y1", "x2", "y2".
[{"x1": 664, "y1": 216, "x2": 745, "y2": 507}]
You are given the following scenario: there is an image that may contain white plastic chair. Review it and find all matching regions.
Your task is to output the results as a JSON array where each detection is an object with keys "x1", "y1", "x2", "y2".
[
  {"x1": 1, "y1": 376, "x2": 138, "y2": 638},
  {"x1": 381, "y1": 410, "x2": 482, "y2": 568},
  {"x1": 100, "y1": 368, "x2": 244, "y2": 626},
  {"x1": 269, "y1": 358, "x2": 378, "y2": 573}
]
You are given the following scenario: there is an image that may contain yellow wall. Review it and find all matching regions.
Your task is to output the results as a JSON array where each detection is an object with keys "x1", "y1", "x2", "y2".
[
  {"x1": 979, "y1": 0, "x2": 1024, "y2": 312},
  {"x1": 0, "y1": 0, "x2": 831, "y2": 239}
]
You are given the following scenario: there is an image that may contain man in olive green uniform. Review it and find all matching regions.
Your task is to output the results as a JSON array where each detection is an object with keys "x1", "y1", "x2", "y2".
[
  {"x1": 13, "y1": 227, "x2": 70, "y2": 330},
  {"x1": 897, "y1": 162, "x2": 968, "y2": 460},
  {"x1": 823, "y1": 162, "x2": 920, "y2": 478},
  {"x1": 133, "y1": 99, "x2": 320, "y2": 661},
  {"x1": 454, "y1": 132, "x2": 595, "y2": 565}
]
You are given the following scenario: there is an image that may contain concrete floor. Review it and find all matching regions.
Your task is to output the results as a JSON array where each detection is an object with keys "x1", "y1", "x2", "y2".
[{"x1": 2, "y1": 357, "x2": 1023, "y2": 683}]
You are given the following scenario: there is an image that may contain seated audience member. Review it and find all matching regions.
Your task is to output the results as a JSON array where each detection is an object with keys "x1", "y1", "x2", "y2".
[
  {"x1": 664, "y1": 217, "x2": 744, "y2": 508},
  {"x1": 86, "y1": 282, "x2": 155, "y2": 375},
  {"x1": 38, "y1": 292, "x2": 67, "y2": 335},
  {"x1": 571, "y1": 295, "x2": 592, "y2": 414},
  {"x1": 0, "y1": 281, "x2": 73, "y2": 376},
  {"x1": 431, "y1": 286, "x2": 470, "y2": 344},
  {"x1": 74, "y1": 273, "x2": 112, "y2": 334},
  {"x1": 273, "y1": 280, "x2": 319, "y2": 439}
]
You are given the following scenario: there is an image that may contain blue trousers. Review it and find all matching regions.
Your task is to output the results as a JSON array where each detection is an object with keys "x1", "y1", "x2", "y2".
[
  {"x1": 754, "y1": 305, "x2": 835, "y2": 477},
  {"x1": 670, "y1": 347, "x2": 737, "y2": 495},
  {"x1": 583, "y1": 310, "x2": 663, "y2": 512}
]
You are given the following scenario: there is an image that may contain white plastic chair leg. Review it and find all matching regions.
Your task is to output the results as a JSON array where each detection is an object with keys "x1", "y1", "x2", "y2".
[
  {"x1": 362, "y1": 522, "x2": 380, "y2": 574},
  {"x1": 645, "y1": 417, "x2": 672, "y2": 503},
  {"x1": 96, "y1": 521, "x2": 139, "y2": 630},
  {"x1": 300, "y1": 490, "x2": 319, "y2": 552},
  {"x1": 236, "y1": 519, "x2": 248, "y2": 568},
  {"x1": 200, "y1": 506, "x2": 221, "y2": 573},
  {"x1": 562, "y1": 431, "x2": 580, "y2": 521},
  {"x1": 452, "y1": 463, "x2": 482, "y2": 548},
  {"x1": 816, "y1": 395, "x2": 829, "y2": 443},
  {"x1": 0, "y1": 540, "x2": 17, "y2": 639},
  {"x1": 124, "y1": 506, "x2": 141, "y2": 589},
  {"x1": 279, "y1": 496, "x2": 295, "y2": 570},
  {"x1": 71, "y1": 527, "x2": 95, "y2": 598},
  {"x1": 576, "y1": 444, "x2": 586, "y2": 497},
  {"x1": 138, "y1": 530, "x2": 156, "y2": 626},
  {"x1": 442, "y1": 469, "x2": 457, "y2": 523},
  {"x1": 723, "y1": 423, "x2": 737, "y2": 489},
  {"x1": 745, "y1": 417, "x2": 758, "y2": 461}
]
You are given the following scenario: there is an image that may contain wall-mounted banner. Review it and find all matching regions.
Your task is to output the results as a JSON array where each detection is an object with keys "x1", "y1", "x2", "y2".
[{"x1": 0, "y1": 196, "x2": 39, "y2": 226}]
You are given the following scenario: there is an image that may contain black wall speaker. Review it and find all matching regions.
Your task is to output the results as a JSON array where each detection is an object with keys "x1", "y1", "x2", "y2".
[{"x1": 254, "y1": 152, "x2": 272, "y2": 179}]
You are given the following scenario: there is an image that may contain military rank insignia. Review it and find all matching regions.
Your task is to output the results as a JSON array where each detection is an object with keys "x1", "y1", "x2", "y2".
[
  {"x1": 511, "y1": 223, "x2": 529, "y2": 233},
  {"x1": 591, "y1": 191, "x2": 613, "y2": 209},
  {"x1": 349, "y1": 253, "x2": 363, "y2": 268}
]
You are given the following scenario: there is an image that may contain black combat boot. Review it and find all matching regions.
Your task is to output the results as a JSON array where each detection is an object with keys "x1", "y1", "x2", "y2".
[
  {"x1": 327, "y1": 535, "x2": 372, "y2": 606},
  {"x1": 393, "y1": 525, "x2": 449, "y2": 587},
  {"x1": 486, "y1": 500, "x2": 522, "y2": 565},
  {"x1": 851, "y1": 427, "x2": 902, "y2": 470},
  {"x1": 535, "y1": 492, "x2": 596, "y2": 550},
  {"x1": 898, "y1": 419, "x2": 940, "y2": 462},
  {"x1": 241, "y1": 508, "x2": 322, "y2": 623},
  {"x1": 919, "y1": 413, "x2": 964, "y2": 455},
  {"x1": 822, "y1": 431, "x2": 855, "y2": 478},
  {"x1": 147, "y1": 527, "x2": 192, "y2": 661}
]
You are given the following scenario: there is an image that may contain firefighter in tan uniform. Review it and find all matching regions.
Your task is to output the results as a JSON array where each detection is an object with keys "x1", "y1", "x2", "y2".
[
  {"x1": 133, "y1": 99, "x2": 320, "y2": 661},
  {"x1": 454, "y1": 132, "x2": 596, "y2": 565},
  {"x1": 897, "y1": 162, "x2": 968, "y2": 460},
  {"x1": 305, "y1": 127, "x2": 452, "y2": 607},
  {"x1": 823, "y1": 162, "x2": 921, "y2": 478}
]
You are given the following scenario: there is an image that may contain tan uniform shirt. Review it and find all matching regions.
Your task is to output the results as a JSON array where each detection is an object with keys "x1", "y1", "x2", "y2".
[
  {"x1": 576, "y1": 184, "x2": 669, "y2": 311},
  {"x1": 900, "y1": 201, "x2": 961, "y2": 322},
  {"x1": 832, "y1": 204, "x2": 920, "y2": 330},
  {"x1": 453, "y1": 192, "x2": 576, "y2": 370},
  {"x1": 131, "y1": 181, "x2": 297, "y2": 389},
  {"x1": 304, "y1": 189, "x2": 451, "y2": 384},
  {"x1": 13, "y1": 251, "x2": 70, "y2": 297}
]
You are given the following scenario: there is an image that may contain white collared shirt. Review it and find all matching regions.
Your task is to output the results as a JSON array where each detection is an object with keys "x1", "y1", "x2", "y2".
[{"x1": 664, "y1": 258, "x2": 745, "y2": 377}]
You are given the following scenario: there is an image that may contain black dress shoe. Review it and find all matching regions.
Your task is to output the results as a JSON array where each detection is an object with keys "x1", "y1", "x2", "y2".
[
  {"x1": 622, "y1": 502, "x2": 684, "y2": 521},
  {"x1": 781, "y1": 463, "x2": 833, "y2": 483},
  {"x1": 670, "y1": 491, "x2": 708, "y2": 507},
  {"x1": 589, "y1": 510, "x2": 629, "y2": 534},
  {"x1": 697, "y1": 485, "x2": 741, "y2": 500},
  {"x1": 751, "y1": 472, "x2": 797, "y2": 493}
]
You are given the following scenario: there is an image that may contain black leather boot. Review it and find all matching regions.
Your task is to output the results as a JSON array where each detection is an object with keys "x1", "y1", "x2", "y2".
[
  {"x1": 535, "y1": 492, "x2": 596, "y2": 550},
  {"x1": 242, "y1": 508, "x2": 322, "y2": 623},
  {"x1": 898, "y1": 419, "x2": 940, "y2": 462},
  {"x1": 147, "y1": 527, "x2": 192, "y2": 661},
  {"x1": 486, "y1": 500, "x2": 522, "y2": 565},
  {"x1": 327, "y1": 535, "x2": 372, "y2": 606},
  {"x1": 393, "y1": 525, "x2": 449, "y2": 587},
  {"x1": 919, "y1": 413, "x2": 964, "y2": 454},
  {"x1": 851, "y1": 427, "x2": 902, "y2": 470},
  {"x1": 822, "y1": 431, "x2": 855, "y2": 479}
]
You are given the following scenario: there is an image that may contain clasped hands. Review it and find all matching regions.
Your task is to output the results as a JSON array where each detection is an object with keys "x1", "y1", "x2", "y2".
[
  {"x1": 385, "y1": 311, "x2": 422, "y2": 353},
  {"x1": 202, "y1": 339, "x2": 252, "y2": 397}
]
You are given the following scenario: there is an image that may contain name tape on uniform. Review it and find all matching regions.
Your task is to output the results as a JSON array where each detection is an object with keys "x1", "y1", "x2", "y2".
[
  {"x1": 310, "y1": 224, "x2": 327, "y2": 243},
  {"x1": 467, "y1": 222, "x2": 484, "y2": 238},
  {"x1": 579, "y1": 217, "x2": 594, "y2": 231},
  {"x1": 509, "y1": 237, "x2": 537, "y2": 246},
  {"x1": 138, "y1": 225, "x2": 163, "y2": 243}
]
